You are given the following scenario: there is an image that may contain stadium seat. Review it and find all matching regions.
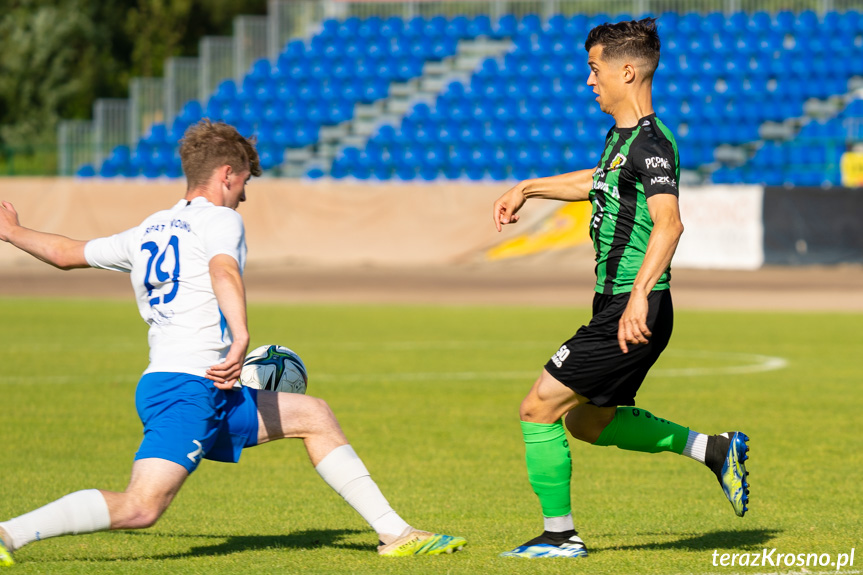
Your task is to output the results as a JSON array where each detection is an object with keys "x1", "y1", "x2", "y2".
[{"x1": 83, "y1": 10, "x2": 861, "y2": 182}]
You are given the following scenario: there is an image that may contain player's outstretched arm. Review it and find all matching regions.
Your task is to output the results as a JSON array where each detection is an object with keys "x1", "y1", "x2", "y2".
[
  {"x1": 492, "y1": 168, "x2": 596, "y2": 231},
  {"x1": 618, "y1": 194, "x2": 684, "y2": 353},
  {"x1": 206, "y1": 254, "x2": 250, "y2": 389},
  {"x1": 0, "y1": 201, "x2": 89, "y2": 269}
]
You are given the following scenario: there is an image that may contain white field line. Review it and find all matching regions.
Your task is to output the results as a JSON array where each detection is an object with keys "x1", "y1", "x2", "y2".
[
  {"x1": 0, "y1": 348, "x2": 788, "y2": 385},
  {"x1": 0, "y1": 374, "x2": 140, "y2": 386},
  {"x1": 654, "y1": 350, "x2": 790, "y2": 376},
  {"x1": 312, "y1": 349, "x2": 788, "y2": 383}
]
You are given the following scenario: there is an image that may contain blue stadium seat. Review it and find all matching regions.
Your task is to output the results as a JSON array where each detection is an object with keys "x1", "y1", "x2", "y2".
[
  {"x1": 493, "y1": 14, "x2": 517, "y2": 38},
  {"x1": 467, "y1": 15, "x2": 493, "y2": 38},
  {"x1": 144, "y1": 124, "x2": 169, "y2": 144},
  {"x1": 93, "y1": 10, "x2": 859, "y2": 182}
]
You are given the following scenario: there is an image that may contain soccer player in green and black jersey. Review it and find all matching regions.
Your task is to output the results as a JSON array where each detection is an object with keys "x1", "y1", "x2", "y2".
[{"x1": 492, "y1": 18, "x2": 750, "y2": 559}]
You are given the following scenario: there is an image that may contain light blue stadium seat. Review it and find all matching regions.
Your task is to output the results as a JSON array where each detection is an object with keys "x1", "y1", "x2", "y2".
[
  {"x1": 724, "y1": 12, "x2": 748, "y2": 34},
  {"x1": 748, "y1": 11, "x2": 772, "y2": 32},
  {"x1": 794, "y1": 10, "x2": 819, "y2": 33},
  {"x1": 145, "y1": 124, "x2": 169, "y2": 144},
  {"x1": 713, "y1": 166, "x2": 744, "y2": 184},
  {"x1": 358, "y1": 16, "x2": 382, "y2": 39},
  {"x1": 379, "y1": 16, "x2": 403, "y2": 38},
  {"x1": 467, "y1": 14, "x2": 493, "y2": 38},
  {"x1": 518, "y1": 14, "x2": 542, "y2": 35},
  {"x1": 284, "y1": 58, "x2": 311, "y2": 80},
  {"x1": 493, "y1": 14, "x2": 517, "y2": 38},
  {"x1": 837, "y1": 10, "x2": 860, "y2": 34},
  {"x1": 240, "y1": 100, "x2": 262, "y2": 124},
  {"x1": 99, "y1": 10, "x2": 861, "y2": 181},
  {"x1": 447, "y1": 16, "x2": 469, "y2": 38},
  {"x1": 545, "y1": 14, "x2": 566, "y2": 35},
  {"x1": 479, "y1": 120, "x2": 504, "y2": 143},
  {"x1": 337, "y1": 17, "x2": 361, "y2": 38},
  {"x1": 214, "y1": 80, "x2": 238, "y2": 102},
  {"x1": 248, "y1": 59, "x2": 272, "y2": 81},
  {"x1": 426, "y1": 15, "x2": 449, "y2": 38},
  {"x1": 774, "y1": 11, "x2": 795, "y2": 33}
]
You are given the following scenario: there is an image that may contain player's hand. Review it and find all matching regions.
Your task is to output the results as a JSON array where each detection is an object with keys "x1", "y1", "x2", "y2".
[
  {"x1": 493, "y1": 183, "x2": 528, "y2": 232},
  {"x1": 0, "y1": 201, "x2": 21, "y2": 242},
  {"x1": 618, "y1": 290, "x2": 651, "y2": 354},
  {"x1": 206, "y1": 341, "x2": 248, "y2": 390}
]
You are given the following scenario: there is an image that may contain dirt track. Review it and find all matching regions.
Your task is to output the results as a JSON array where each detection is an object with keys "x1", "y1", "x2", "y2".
[{"x1": 2, "y1": 254, "x2": 862, "y2": 311}]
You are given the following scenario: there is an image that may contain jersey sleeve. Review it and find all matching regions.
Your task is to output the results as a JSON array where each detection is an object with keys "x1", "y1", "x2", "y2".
[
  {"x1": 84, "y1": 228, "x2": 138, "y2": 273},
  {"x1": 202, "y1": 208, "x2": 246, "y2": 266},
  {"x1": 631, "y1": 136, "x2": 679, "y2": 198}
]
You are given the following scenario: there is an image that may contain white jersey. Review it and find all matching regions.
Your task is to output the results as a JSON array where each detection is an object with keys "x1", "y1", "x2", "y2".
[{"x1": 85, "y1": 197, "x2": 247, "y2": 377}]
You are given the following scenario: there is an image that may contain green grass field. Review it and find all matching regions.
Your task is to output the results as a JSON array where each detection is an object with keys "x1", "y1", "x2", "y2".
[{"x1": 1, "y1": 298, "x2": 861, "y2": 574}]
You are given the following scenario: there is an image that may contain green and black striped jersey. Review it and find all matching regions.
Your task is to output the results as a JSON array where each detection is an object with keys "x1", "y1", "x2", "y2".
[{"x1": 589, "y1": 114, "x2": 680, "y2": 295}]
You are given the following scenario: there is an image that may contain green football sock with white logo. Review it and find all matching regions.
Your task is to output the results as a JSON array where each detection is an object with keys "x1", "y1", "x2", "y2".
[
  {"x1": 594, "y1": 407, "x2": 689, "y2": 454},
  {"x1": 521, "y1": 420, "x2": 572, "y2": 518}
]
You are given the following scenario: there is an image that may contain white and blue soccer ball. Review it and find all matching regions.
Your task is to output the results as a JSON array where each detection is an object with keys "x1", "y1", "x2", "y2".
[{"x1": 240, "y1": 344, "x2": 308, "y2": 394}]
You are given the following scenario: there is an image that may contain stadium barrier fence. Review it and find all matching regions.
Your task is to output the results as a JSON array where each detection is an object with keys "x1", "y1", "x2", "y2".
[{"x1": 1, "y1": 178, "x2": 861, "y2": 268}]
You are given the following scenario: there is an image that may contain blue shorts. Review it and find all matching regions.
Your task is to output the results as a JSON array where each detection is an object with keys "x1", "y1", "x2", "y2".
[{"x1": 135, "y1": 373, "x2": 260, "y2": 473}]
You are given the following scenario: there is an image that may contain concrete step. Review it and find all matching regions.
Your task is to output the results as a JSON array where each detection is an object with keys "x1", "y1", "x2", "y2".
[
  {"x1": 389, "y1": 79, "x2": 419, "y2": 97},
  {"x1": 386, "y1": 98, "x2": 412, "y2": 115},
  {"x1": 713, "y1": 144, "x2": 748, "y2": 165},
  {"x1": 353, "y1": 102, "x2": 384, "y2": 120},
  {"x1": 453, "y1": 54, "x2": 486, "y2": 72},
  {"x1": 284, "y1": 147, "x2": 313, "y2": 162},
  {"x1": 318, "y1": 125, "x2": 349, "y2": 142},
  {"x1": 758, "y1": 121, "x2": 795, "y2": 141},
  {"x1": 803, "y1": 97, "x2": 843, "y2": 119},
  {"x1": 422, "y1": 60, "x2": 450, "y2": 76}
]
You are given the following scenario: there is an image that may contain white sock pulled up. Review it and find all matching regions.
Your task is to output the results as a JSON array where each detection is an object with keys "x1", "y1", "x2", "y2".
[
  {"x1": 0, "y1": 489, "x2": 111, "y2": 552},
  {"x1": 315, "y1": 444, "x2": 410, "y2": 539}
]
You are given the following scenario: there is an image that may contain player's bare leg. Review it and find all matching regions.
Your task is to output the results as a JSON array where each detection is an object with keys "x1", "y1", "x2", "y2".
[
  {"x1": 256, "y1": 390, "x2": 349, "y2": 463},
  {"x1": 564, "y1": 404, "x2": 617, "y2": 443},
  {"x1": 519, "y1": 369, "x2": 589, "y2": 425},
  {"x1": 0, "y1": 457, "x2": 187, "y2": 562},
  {"x1": 101, "y1": 458, "x2": 189, "y2": 529},
  {"x1": 255, "y1": 391, "x2": 466, "y2": 555}
]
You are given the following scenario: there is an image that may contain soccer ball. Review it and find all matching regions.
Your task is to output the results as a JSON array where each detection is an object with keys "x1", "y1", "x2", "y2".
[{"x1": 240, "y1": 344, "x2": 308, "y2": 394}]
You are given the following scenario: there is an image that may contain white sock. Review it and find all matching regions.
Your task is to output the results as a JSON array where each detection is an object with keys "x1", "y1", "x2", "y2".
[
  {"x1": 544, "y1": 513, "x2": 575, "y2": 533},
  {"x1": 0, "y1": 489, "x2": 111, "y2": 552},
  {"x1": 315, "y1": 444, "x2": 410, "y2": 538},
  {"x1": 682, "y1": 430, "x2": 708, "y2": 463}
]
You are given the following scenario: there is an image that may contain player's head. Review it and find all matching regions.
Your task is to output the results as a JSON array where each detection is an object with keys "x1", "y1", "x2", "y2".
[
  {"x1": 179, "y1": 120, "x2": 262, "y2": 208},
  {"x1": 584, "y1": 17, "x2": 661, "y2": 114}
]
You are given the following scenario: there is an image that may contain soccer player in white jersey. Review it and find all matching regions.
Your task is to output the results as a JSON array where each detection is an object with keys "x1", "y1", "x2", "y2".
[{"x1": 0, "y1": 120, "x2": 465, "y2": 567}]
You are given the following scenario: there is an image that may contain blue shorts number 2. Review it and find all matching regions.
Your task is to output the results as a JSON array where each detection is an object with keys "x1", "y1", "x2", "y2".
[{"x1": 135, "y1": 372, "x2": 260, "y2": 473}]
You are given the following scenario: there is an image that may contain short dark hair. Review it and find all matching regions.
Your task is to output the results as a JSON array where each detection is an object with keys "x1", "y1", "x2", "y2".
[
  {"x1": 584, "y1": 17, "x2": 661, "y2": 77},
  {"x1": 179, "y1": 119, "x2": 262, "y2": 190}
]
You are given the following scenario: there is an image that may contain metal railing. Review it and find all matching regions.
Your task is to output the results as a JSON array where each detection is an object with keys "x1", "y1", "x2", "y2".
[
  {"x1": 55, "y1": 0, "x2": 863, "y2": 176},
  {"x1": 165, "y1": 57, "x2": 200, "y2": 126},
  {"x1": 305, "y1": 0, "x2": 862, "y2": 19}
]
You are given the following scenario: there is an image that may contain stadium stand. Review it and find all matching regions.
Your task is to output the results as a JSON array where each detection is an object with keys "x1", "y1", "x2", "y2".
[{"x1": 72, "y1": 9, "x2": 863, "y2": 186}]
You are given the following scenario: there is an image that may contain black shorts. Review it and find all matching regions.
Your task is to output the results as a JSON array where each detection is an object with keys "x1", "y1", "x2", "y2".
[{"x1": 544, "y1": 289, "x2": 674, "y2": 407}]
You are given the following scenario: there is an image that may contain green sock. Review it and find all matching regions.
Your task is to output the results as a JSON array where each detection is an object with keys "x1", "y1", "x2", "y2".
[
  {"x1": 521, "y1": 420, "x2": 572, "y2": 518},
  {"x1": 594, "y1": 407, "x2": 689, "y2": 454}
]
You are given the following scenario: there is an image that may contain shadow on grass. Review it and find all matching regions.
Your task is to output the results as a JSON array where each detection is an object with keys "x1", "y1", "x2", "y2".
[
  {"x1": 107, "y1": 528, "x2": 372, "y2": 560},
  {"x1": 596, "y1": 528, "x2": 781, "y2": 554}
]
